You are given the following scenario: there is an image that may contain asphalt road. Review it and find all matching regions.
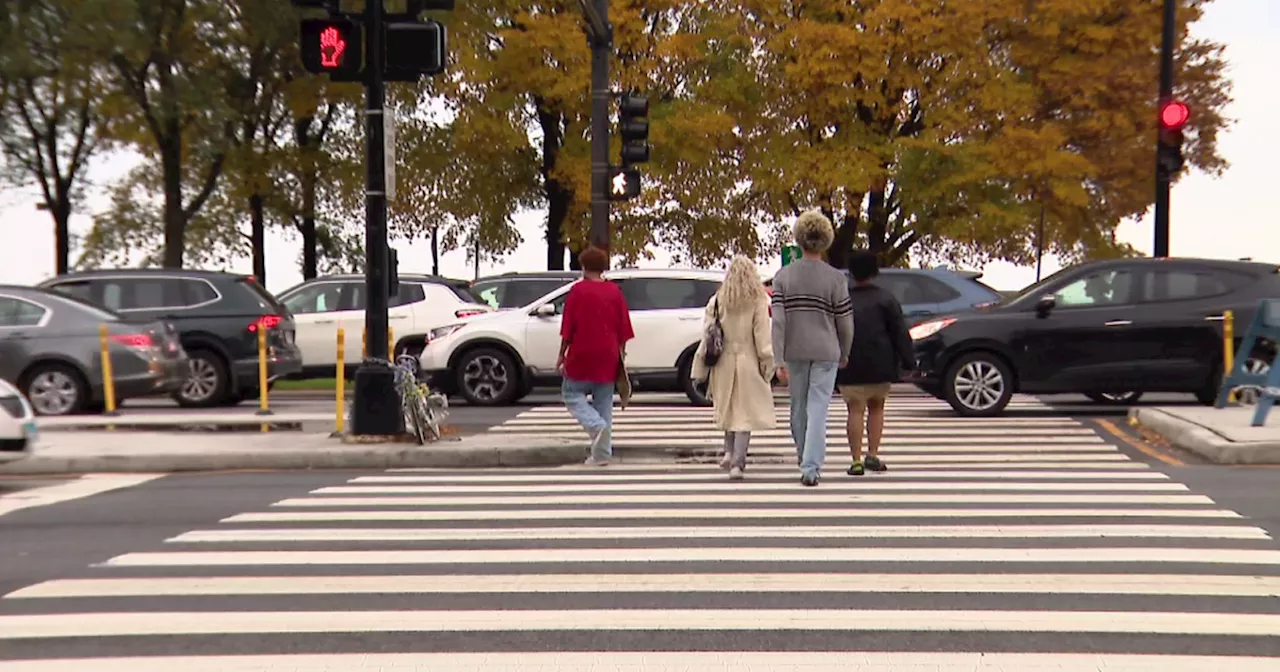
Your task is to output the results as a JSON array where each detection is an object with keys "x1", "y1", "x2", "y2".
[{"x1": 2, "y1": 392, "x2": 1279, "y2": 668}]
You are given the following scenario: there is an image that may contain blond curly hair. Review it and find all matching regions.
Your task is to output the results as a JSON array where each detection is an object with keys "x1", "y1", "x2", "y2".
[
  {"x1": 716, "y1": 255, "x2": 766, "y2": 311},
  {"x1": 793, "y1": 209, "x2": 834, "y2": 253}
]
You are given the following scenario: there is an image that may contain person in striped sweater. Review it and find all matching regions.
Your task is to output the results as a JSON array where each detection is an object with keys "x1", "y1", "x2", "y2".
[{"x1": 769, "y1": 210, "x2": 854, "y2": 486}]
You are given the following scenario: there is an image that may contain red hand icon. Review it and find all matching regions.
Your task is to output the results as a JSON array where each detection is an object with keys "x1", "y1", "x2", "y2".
[{"x1": 319, "y1": 27, "x2": 347, "y2": 68}]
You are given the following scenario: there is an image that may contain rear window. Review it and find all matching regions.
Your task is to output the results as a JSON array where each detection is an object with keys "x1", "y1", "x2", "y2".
[
  {"x1": 968, "y1": 279, "x2": 1005, "y2": 299},
  {"x1": 43, "y1": 291, "x2": 121, "y2": 321},
  {"x1": 237, "y1": 277, "x2": 288, "y2": 313},
  {"x1": 446, "y1": 283, "x2": 484, "y2": 305}
]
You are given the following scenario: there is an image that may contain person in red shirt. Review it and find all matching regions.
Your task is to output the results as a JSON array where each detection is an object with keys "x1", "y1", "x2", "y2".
[{"x1": 556, "y1": 246, "x2": 634, "y2": 465}]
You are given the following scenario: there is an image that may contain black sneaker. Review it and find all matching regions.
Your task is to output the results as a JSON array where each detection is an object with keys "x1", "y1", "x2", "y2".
[
  {"x1": 800, "y1": 473, "x2": 820, "y2": 487},
  {"x1": 865, "y1": 455, "x2": 887, "y2": 472},
  {"x1": 847, "y1": 462, "x2": 865, "y2": 476}
]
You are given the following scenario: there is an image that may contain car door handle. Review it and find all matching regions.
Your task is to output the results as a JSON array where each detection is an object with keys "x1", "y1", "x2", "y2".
[
  {"x1": 315, "y1": 319, "x2": 336, "y2": 324},
  {"x1": 390, "y1": 315, "x2": 409, "y2": 320},
  {"x1": 678, "y1": 316, "x2": 701, "y2": 321},
  {"x1": 1204, "y1": 314, "x2": 1226, "y2": 322},
  {"x1": 1104, "y1": 320, "x2": 1132, "y2": 327}
]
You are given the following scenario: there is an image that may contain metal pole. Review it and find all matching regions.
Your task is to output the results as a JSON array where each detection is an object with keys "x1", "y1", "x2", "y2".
[
  {"x1": 588, "y1": 0, "x2": 610, "y2": 251},
  {"x1": 1035, "y1": 202, "x2": 1045, "y2": 282},
  {"x1": 1153, "y1": 0, "x2": 1176, "y2": 258},
  {"x1": 351, "y1": 0, "x2": 398, "y2": 436},
  {"x1": 430, "y1": 225, "x2": 439, "y2": 276}
]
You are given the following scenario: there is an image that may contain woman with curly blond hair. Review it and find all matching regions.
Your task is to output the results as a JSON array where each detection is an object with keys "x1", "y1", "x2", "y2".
[{"x1": 692, "y1": 255, "x2": 776, "y2": 479}]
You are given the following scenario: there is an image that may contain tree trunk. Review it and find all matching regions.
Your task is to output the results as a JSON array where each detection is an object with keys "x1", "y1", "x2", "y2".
[
  {"x1": 52, "y1": 196, "x2": 71, "y2": 275},
  {"x1": 567, "y1": 246, "x2": 582, "y2": 271},
  {"x1": 536, "y1": 100, "x2": 570, "y2": 270},
  {"x1": 159, "y1": 131, "x2": 185, "y2": 268},
  {"x1": 249, "y1": 193, "x2": 266, "y2": 284},
  {"x1": 430, "y1": 226, "x2": 439, "y2": 276}
]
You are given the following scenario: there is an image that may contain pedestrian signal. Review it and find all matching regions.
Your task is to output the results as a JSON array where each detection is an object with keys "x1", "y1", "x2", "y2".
[{"x1": 301, "y1": 19, "x2": 363, "y2": 77}]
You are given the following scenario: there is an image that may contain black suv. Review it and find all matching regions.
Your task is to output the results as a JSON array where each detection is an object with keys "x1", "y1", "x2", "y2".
[
  {"x1": 909, "y1": 257, "x2": 1280, "y2": 416},
  {"x1": 40, "y1": 270, "x2": 302, "y2": 407}
]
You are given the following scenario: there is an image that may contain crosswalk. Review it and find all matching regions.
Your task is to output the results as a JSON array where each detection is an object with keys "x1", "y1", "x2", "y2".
[{"x1": 2, "y1": 395, "x2": 1279, "y2": 670}]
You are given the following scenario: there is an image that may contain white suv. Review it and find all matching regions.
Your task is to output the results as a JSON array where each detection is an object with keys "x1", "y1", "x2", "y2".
[
  {"x1": 278, "y1": 274, "x2": 492, "y2": 377},
  {"x1": 418, "y1": 269, "x2": 724, "y2": 406}
]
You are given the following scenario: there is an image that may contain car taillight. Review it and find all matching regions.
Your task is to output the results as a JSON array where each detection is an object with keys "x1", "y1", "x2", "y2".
[
  {"x1": 248, "y1": 315, "x2": 282, "y2": 332},
  {"x1": 112, "y1": 334, "x2": 154, "y2": 348},
  {"x1": 456, "y1": 308, "x2": 487, "y2": 318}
]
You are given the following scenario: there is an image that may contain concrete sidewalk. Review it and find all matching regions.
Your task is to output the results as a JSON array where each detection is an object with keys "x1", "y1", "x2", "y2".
[
  {"x1": 1130, "y1": 405, "x2": 1280, "y2": 465},
  {"x1": 0, "y1": 431, "x2": 584, "y2": 475},
  {"x1": 35, "y1": 412, "x2": 334, "y2": 430}
]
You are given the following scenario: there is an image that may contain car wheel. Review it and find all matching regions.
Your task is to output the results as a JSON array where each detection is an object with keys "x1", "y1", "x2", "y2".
[
  {"x1": 456, "y1": 347, "x2": 519, "y2": 406},
  {"x1": 679, "y1": 355, "x2": 711, "y2": 406},
  {"x1": 173, "y1": 350, "x2": 229, "y2": 408},
  {"x1": 23, "y1": 363, "x2": 87, "y2": 416},
  {"x1": 943, "y1": 352, "x2": 1014, "y2": 417},
  {"x1": 1085, "y1": 391, "x2": 1144, "y2": 405}
]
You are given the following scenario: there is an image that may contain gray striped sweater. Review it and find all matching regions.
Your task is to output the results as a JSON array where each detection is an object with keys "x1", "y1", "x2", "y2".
[{"x1": 770, "y1": 258, "x2": 854, "y2": 365}]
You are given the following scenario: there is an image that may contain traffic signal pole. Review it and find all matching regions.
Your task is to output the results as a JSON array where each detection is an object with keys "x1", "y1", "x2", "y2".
[
  {"x1": 351, "y1": 0, "x2": 398, "y2": 436},
  {"x1": 1153, "y1": 0, "x2": 1176, "y2": 258},
  {"x1": 587, "y1": 0, "x2": 611, "y2": 252}
]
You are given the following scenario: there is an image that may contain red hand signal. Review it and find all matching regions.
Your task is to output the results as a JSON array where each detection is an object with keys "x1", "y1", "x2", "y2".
[
  {"x1": 319, "y1": 26, "x2": 347, "y2": 69},
  {"x1": 1159, "y1": 100, "x2": 1190, "y2": 130}
]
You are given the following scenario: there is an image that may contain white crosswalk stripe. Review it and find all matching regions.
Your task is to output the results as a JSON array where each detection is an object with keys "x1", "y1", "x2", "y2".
[{"x1": 2, "y1": 394, "x2": 1278, "y2": 670}]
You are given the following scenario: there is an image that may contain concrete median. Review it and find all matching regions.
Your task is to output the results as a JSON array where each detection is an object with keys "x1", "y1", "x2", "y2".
[
  {"x1": 1130, "y1": 406, "x2": 1280, "y2": 465},
  {"x1": 0, "y1": 430, "x2": 586, "y2": 475}
]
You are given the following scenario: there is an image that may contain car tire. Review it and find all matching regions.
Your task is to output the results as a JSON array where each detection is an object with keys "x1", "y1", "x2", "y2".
[
  {"x1": 22, "y1": 363, "x2": 88, "y2": 416},
  {"x1": 943, "y1": 352, "x2": 1014, "y2": 417},
  {"x1": 679, "y1": 355, "x2": 711, "y2": 406},
  {"x1": 1085, "y1": 391, "x2": 1144, "y2": 405},
  {"x1": 173, "y1": 349, "x2": 230, "y2": 408},
  {"x1": 455, "y1": 347, "x2": 519, "y2": 406}
]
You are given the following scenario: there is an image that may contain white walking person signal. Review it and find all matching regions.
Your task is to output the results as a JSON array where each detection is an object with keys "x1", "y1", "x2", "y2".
[{"x1": 611, "y1": 171, "x2": 629, "y2": 196}]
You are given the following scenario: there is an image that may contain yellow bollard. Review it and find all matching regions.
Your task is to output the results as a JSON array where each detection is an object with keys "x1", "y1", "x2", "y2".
[
  {"x1": 389, "y1": 326, "x2": 395, "y2": 359},
  {"x1": 362, "y1": 328, "x2": 368, "y2": 359},
  {"x1": 255, "y1": 323, "x2": 272, "y2": 426},
  {"x1": 98, "y1": 325, "x2": 118, "y2": 421},
  {"x1": 335, "y1": 328, "x2": 346, "y2": 434},
  {"x1": 1224, "y1": 310, "x2": 1238, "y2": 403}
]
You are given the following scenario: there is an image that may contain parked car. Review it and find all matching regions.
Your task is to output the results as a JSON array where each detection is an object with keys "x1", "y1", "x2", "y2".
[
  {"x1": 0, "y1": 285, "x2": 188, "y2": 415},
  {"x1": 766, "y1": 266, "x2": 1002, "y2": 325},
  {"x1": 908, "y1": 257, "x2": 1280, "y2": 416},
  {"x1": 276, "y1": 274, "x2": 492, "y2": 377},
  {"x1": 471, "y1": 272, "x2": 579, "y2": 310},
  {"x1": 418, "y1": 268, "x2": 724, "y2": 406},
  {"x1": 39, "y1": 270, "x2": 300, "y2": 408},
  {"x1": 0, "y1": 378, "x2": 36, "y2": 461}
]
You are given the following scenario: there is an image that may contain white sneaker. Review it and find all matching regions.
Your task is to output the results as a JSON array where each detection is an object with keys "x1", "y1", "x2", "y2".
[
  {"x1": 718, "y1": 454, "x2": 732, "y2": 470},
  {"x1": 583, "y1": 456, "x2": 610, "y2": 467},
  {"x1": 728, "y1": 466, "x2": 744, "y2": 480}
]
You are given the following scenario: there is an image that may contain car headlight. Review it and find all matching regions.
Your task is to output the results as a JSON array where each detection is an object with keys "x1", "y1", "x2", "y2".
[
  {"x1": 909, "y1": 318, "x2": 956, "y2": 341},
  {"x1": 426, "y1": 324, "x2": 466, "y2": 343}
]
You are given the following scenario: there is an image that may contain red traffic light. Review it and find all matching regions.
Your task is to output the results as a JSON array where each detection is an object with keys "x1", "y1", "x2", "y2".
[
  {"x1": 301, "y1": 20, "x2": 362, "y2": 76},
  {"x1": 1159, "y1": 100, "x2": 1190, "y2": 130}
]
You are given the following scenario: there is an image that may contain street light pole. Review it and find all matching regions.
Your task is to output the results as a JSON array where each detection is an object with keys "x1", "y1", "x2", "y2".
[
  {"x1": 351, "y1": 0, "x2": 398, "y2": 436},
  {"x1": 587, "y1": 0, "x2": 610, "y2": 251},
  {"x1": 1153, "y1": 0, "x2": 1176, "y2": 258}
]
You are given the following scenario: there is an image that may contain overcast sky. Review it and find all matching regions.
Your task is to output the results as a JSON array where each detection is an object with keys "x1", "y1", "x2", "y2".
[{"x1": 2, "y1": 0, "x2": 1275, "y2": 294}]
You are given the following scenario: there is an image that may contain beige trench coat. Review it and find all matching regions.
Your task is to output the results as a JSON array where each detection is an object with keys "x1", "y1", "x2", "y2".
[{"x1": 691, "y1": 293, "x2": 777, "y2": 432}]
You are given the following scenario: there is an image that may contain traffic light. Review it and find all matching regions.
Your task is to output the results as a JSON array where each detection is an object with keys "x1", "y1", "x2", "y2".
[
  {"x1": 609, "y1": 167, "x2": 642, "y2": 201},
  {"x1": 300, "y1": 19, "x2": 363, "y2": 78},
  {"x1": 619, "y1": 94, "x2": 650, "y2": 165},
  {"x1": 385, "y1": 21, "x2": 447, "y2": 82},
  {"x1": 1157, "y1": 99, "x2": 1189, "y2": 176}
]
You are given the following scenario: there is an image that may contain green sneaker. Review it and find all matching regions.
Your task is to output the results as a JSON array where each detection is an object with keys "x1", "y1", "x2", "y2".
[{"x1": 847, "y1": 462, "x2": 865, "y2": 476}]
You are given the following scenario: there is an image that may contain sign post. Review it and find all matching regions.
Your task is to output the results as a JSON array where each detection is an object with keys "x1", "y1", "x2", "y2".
[{"x1": 782, "y1": 245, "x2": 801, "y2": 266}]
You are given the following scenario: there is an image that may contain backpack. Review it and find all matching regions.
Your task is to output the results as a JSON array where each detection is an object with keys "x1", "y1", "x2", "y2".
[{"x1": 703, "y1": 297, "x2": 725, "y2": 367}]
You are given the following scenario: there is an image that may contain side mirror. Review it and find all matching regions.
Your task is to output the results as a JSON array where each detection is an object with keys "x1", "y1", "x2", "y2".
[
  {"x1": 1035, "y1": 295, "x2": 1056, "y2": 316},
  {"x1": 533, "y1": 303, "x2": 557, "y2": 317}
]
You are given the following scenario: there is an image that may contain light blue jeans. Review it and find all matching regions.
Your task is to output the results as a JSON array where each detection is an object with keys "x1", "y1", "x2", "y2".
[
  {"x1": 562, "y1": 378, "x2": 615, "y2": 460},
  {"x1": 786, "y1": 360, "x2": 839, "y2": 478}
]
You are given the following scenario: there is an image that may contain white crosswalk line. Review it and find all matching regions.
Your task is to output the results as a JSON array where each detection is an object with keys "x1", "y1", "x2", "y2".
[{"x1": 4, "y1": 394, "x2": 1278, "y2": 667}]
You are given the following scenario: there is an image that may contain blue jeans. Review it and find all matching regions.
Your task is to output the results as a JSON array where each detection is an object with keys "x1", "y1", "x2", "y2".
[
  {"x1": 786, "y1": 360, "x2": 839, "y2": 478},
  {"x1": 562, "y1": 377, "x2": 615, "y2": 460}
]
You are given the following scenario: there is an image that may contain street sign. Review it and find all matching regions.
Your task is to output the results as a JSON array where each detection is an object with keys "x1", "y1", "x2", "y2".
[
  {"x1": 384, "y1": 107, "x2": 396, "y2": 201},
  {"x1": 782, "y1": 245, "x2": 801, "y2": 266}
]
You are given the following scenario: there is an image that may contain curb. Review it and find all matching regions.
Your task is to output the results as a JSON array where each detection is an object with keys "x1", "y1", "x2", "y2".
[
  {"x1": 1129, "y1": 407, "x2": 1280, "y2": 465},
  {"x1": 0, "y1": 441, "x2": 587, "y2": 475}
]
